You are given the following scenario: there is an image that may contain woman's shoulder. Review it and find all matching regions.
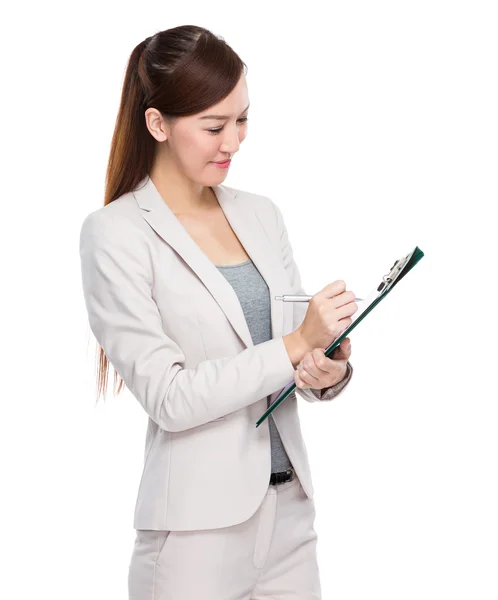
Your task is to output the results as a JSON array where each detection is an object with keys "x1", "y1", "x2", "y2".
[{"x1": 79, "y1": 191, "x2": 144, "y2": 245}]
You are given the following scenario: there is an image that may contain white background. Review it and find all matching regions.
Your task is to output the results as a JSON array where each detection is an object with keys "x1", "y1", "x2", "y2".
[{"x1": 2, "y1": 1, "x2": 497, "y2": 598}]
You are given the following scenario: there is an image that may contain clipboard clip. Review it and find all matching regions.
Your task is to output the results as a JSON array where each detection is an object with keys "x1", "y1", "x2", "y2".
[{"x1": 377, "y1": 254, "x2": 409, "y2": 293}]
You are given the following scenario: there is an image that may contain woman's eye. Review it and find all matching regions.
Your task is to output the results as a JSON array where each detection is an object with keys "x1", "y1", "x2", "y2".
[{"x1": 207, "y1": 117, "x2": 248, "y2": 135}]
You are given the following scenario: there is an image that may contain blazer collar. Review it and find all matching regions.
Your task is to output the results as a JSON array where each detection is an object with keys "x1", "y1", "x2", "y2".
[{"x1": 132, "y1": 175, "x2": 289, "y2": 349}]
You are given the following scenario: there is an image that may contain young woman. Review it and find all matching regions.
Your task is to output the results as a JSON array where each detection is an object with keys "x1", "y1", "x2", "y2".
[{"x1": 79, "y1": 24, "x2": 357, "y2": 600}]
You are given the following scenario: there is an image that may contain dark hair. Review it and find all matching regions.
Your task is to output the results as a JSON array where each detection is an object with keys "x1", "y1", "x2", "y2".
[{"x1": 95, "y1": 25, "x2": 247, "y2": 401}]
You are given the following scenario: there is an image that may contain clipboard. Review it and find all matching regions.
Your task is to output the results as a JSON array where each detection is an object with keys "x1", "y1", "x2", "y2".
[{"x1": 256, "y1": 246, "x2": 425, "y2": 427}]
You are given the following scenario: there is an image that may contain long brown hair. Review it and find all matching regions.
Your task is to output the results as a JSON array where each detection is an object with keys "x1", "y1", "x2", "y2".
[{"x1": 95, "y1": 25, "x2": 247, "y2": 401}]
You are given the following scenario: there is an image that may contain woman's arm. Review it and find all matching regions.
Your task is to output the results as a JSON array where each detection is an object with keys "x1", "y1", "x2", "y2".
[
  {"x1": 267, "y1": 197, "x2": 354, "y2": 403},
  {"x1": 79, "y1": 211, "x2": 299, "y2": 432}
]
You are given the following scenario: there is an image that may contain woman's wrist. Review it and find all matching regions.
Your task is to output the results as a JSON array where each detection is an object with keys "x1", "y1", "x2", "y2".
[
  {"x1": 283, "y1": 329, "x2": 314, "y2": 369},
  {"x1": 332, "y1": 363, "x2": 348, "y2": 386}
]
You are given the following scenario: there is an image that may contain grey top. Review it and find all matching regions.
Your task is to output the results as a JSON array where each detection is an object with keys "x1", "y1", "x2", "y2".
[{"x1": 216, "y1": 258, "x2": 292, "y2": 473}]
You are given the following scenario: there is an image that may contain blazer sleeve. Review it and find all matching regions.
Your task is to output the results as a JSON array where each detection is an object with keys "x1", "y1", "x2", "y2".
[
  {"x1": 79, "y1": 211, "x2": 296, "y2": 432},
  {"x1": 267, "y1": 197, "x2": 353, "y2": 403}
]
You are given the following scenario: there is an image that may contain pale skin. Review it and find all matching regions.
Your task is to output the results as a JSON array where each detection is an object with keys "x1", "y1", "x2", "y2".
[
  {"x1": 294, "y1": 338, "x2": 351, "y2": 390},
  {"x1": 144, "y1": 72, "x2": 353, "y2": 385},
  {"x1": 144, "y1": 73, "x2": 250, "y2": 213}
]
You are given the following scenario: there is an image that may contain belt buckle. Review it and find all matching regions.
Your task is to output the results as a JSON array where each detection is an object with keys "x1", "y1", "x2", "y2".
[{"x1": 270, "y1": 467, "x2": 295, "y2": 485}]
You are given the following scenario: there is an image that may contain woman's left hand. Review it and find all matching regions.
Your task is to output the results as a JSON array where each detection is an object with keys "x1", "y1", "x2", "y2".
[{"x1": 294, "y1": 337, "x2": 352, "y2": 390}]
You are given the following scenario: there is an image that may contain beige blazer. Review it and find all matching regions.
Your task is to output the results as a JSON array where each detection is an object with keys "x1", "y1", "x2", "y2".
[{"x1": 79, "y1": 175, "x2": 353, "y2": 531}]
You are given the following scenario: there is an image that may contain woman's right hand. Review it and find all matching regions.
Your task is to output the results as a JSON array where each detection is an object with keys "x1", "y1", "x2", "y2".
[{"x1": 297, "y1": 280, "x2": 359, "y2": 350}]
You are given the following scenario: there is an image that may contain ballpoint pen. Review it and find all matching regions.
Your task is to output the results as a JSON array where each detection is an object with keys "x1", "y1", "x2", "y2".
[
  {"x1": 275, "y1": 258, "x2": 407, "y2": 303},
  {"x1": 275, "y1": 295, "x2": 364, "y2": 302}
]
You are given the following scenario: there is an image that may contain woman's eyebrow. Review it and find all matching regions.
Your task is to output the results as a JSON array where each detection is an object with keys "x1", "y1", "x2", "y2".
[{"x1": 198, "y1": 103, "x2": 250, "y2": 121}]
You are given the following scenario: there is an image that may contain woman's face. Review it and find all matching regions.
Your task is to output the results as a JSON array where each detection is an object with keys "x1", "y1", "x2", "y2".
[{"x1": 146, "y1": 73, "x2": 250, "y2": 185}]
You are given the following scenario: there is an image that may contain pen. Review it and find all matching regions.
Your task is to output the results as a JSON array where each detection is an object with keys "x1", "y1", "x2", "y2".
[{"x1": 275, "y1": 295, "x2": 364, "y2": 302}]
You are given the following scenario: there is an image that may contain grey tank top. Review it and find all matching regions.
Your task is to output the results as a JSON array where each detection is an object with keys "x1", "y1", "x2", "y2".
[{"x1": 216, "y1": 259, "x2": 292, "y2": 473}]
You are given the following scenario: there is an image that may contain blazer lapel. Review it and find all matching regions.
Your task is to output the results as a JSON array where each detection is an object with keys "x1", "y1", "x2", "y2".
[{"x1": 132, "y1": 175, "x2": 290, "y2": 350}]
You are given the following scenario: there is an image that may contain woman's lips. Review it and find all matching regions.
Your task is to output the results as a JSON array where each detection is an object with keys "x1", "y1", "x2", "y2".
[{"x1": 211, "y1": 160, "x2": 231, "y2": 168}]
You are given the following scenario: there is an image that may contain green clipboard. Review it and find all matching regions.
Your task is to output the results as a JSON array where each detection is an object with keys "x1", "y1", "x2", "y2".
[{"x1": 256, "y1": 246, "x2": 425, "y2": 427}]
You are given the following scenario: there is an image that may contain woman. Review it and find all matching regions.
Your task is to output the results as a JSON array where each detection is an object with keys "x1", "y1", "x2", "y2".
[{"x1": 79, "y1": 25, "x2": 357, "y2": 599}]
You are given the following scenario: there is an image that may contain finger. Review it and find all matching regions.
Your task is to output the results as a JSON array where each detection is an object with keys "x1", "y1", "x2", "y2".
[
  {"x1": 298, "y1": 355, "x2": 320, "y2": 386},
  {"x1": 294, "y1": 367, "x2": 310, "y2": 389},
  {"x1": 294, "y1": 369, "x2": 304, "y2": 388},
  {"x1": 321, "y1": 280, "x2": 347, "y2": 299},
  {"x1": 313, "y1": 348, "x2": 346, "y2": 378},
  {"x1": 335, "y1": 347, "x2": 351, "y2": 361},
  {"x1": 302, "y1": 349, "x2": 345, "y2": 388},
  {"x1": 333, "y1": 338, "x2": 351, "y2": 358},
  {"x1": 311, "y1": 348, "x2": 331, "y2": 375},
  {"x1": 298, "y1": 364, "x2": 318, "y2": 386}
]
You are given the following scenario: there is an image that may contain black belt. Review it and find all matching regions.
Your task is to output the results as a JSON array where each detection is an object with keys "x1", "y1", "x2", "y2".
[{"x1": 269, "y1": 467, "x2": 295, "y2": 485}]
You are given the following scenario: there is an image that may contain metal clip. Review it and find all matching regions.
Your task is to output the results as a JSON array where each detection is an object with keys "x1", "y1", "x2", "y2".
[{"x1": 377, "y1": 254, "x2": 409, "y2": 292}]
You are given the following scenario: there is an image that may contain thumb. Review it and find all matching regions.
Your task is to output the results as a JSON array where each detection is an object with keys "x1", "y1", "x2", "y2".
[{"x1": 333, "y1": 337, "x2": 351, "y2": 358}]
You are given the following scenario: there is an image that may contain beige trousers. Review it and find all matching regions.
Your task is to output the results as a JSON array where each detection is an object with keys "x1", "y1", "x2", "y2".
[{"x1": 128, "y1": 474, "x2": 322, "y2": 599}]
